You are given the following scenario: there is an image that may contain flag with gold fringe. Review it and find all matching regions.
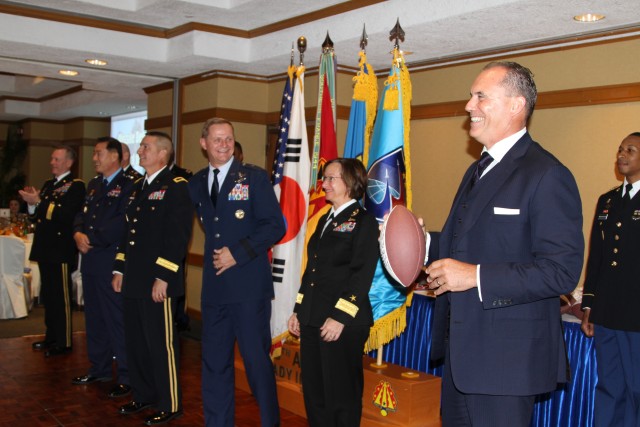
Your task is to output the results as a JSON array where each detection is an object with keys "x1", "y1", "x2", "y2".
[
  {"x1": 362, "y1": 42, "x2": 413, "y2": 354},
  {"x1": 344, "y1": 50, "x2": 377, "y2": 165},
  {"x1": 304, "y1": 35, "x2": 338, "y2": 266},
  {"x1": 270, "y1": 63, "x2": 310, "y2": 353}
]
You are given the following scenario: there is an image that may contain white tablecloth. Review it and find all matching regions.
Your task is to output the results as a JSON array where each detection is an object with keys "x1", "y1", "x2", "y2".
[
  {"x1": 23, "y1": 238, "x2": 40, "y2": 299},
  {"x1": 0, "y1": 235, "x2": 31, "y2": 319}
]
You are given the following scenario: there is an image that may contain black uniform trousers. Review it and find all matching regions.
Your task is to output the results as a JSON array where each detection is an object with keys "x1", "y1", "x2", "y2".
[
  {"x1": 38, "y1": 261, "x2": 73, "y2": 348},
  {"x1": 83, "y1": 272, "x2": 128, "y2": 383},
  {"x1": 123, "y1": 296, "x2": 181, "y2": 413},
  {"x1": 300, "y1": 323, "x2": 369, "y2": 427}
]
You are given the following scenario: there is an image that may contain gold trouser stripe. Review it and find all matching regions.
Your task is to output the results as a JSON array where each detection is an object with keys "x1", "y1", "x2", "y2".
[
  {"x1": 61, "y1": 263, "x2": 72, "y2": 347},
  {"x1": 163, "y1": 299, "x2": 179, "y2": 412},
  {"x1": 335, "y1": 298, "x2": 359, "y2": 318},
  {"x1": 156, "y1": 257, "x2": 179, "y2": 273},
  {"x1": 46, "y1": 202, "x2": 55, "y2": 220}
]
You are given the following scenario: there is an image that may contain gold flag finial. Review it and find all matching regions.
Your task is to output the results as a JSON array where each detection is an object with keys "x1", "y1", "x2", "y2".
[{"x1": 297, "y1": 36, "x2": 307, "y2": 66}]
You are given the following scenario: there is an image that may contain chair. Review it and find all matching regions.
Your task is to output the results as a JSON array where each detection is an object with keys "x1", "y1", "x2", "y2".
[{"x1": 0, "y1": 235, "x2": 29, "y2": 319}]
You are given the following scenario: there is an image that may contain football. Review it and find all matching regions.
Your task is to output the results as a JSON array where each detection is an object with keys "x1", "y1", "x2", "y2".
[{"x1": 379, "y1": 205, "x2": 426, "y2": 287}]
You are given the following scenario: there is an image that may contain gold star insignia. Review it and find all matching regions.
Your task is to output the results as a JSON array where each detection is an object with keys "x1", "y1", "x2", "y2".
[{"x1": 350, "y1": 295, "x2": 357, "y2": 302}]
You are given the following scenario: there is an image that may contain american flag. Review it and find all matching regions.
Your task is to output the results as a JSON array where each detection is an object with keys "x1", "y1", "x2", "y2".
[
  {"x1": 271, "y1": 65, "x2": 310, "y2": 347},
  {"x1": 271, "y1": 70, "x2": 295, "y2": 186}
]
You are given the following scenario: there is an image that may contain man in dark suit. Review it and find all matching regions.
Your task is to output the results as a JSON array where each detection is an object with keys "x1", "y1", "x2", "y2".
[
  {"x1": 424, "y1": 62, "x2": 584, "y2": 426},
  {"x1": 188, "y1": 117, "x2": 284, "y2": 427},
  {"x1": 71, "y1": 137, "x2": 135, "y2": 398},
  {"x1": 121, "y1": 143, "x2": 142, "y2": 180},
  {"x1": 581, "y1": 132, "x2": 640, "y2": 427},
  {"x1": 112, "y1": 131, "x2": 193, "y2": 426},
  {"x1": 19, "y1": 145, "x2": 86, "y2": 357}
]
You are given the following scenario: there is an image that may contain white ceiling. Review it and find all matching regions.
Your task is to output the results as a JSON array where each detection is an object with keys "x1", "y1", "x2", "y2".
[{"x1": 1, "y1": 0, "x2": 639, "y2": 122}]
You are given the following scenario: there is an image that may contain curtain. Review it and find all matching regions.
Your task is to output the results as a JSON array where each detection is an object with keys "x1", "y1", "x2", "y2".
[{"x1": 369, "y1": 294, "x2": 596, "y2": 427}]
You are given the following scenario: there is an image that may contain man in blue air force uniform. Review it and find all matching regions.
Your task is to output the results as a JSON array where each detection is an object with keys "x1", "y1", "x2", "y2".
[{"x1": 189, "y1": 117, "x2": 284, "y2": 427}]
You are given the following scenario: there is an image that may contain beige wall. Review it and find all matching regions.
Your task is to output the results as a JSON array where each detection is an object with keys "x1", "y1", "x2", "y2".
[
  {"x1": 168, "y1": 38, "x2": 640, "y2": 313},
  {"x1": 13, "y1": 36, "x2": 637, "y2": 315}
]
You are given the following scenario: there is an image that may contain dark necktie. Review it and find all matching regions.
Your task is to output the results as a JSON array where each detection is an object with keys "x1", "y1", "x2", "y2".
[
  {"x1": 321, "y1": 213, "x2": 334, "y2": 237},
  {"x1": 622, "y1": 183, "x2": 633, "y2": 207},
  {"x1": 470, "y1": 152, "x2": 494, "y2": 189},
  {"x1": 211, "y1": 168, "x2": 220, "y2": 207}
]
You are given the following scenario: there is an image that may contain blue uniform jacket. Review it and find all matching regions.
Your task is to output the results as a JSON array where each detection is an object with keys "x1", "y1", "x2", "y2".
[
  {"x1": 188, "y1": 160, "x2": 285, "y2": 305},
  {"x1": 73, "y1": 170, "x2": 136, "y2": 276}
]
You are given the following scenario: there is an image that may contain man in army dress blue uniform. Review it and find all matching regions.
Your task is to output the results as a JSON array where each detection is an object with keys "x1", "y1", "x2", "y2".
[
  {"x1": 113, "y1": 131, "x2": 193, "y2": 426},
  {"x1": 20, "y1": 145, "x2": 85, "y2": 357}
]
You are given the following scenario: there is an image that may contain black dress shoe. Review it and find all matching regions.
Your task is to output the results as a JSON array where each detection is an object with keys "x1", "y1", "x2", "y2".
[
  {"x1": 119, "y1": 401, "x2": 154, "y2": 415},
  {"x1": 32, "y1": 341, "x2": 52, "y2": 350},
  {"x1": 144, "y1": 410, "x2": 183, "y2": 425},
  {"x1": 44, "y1": 346, "x2": 71, "y2": 357},
  {"x1": 108, "y1": 384, "x2": 132, "y2": 398},
  {"x1": 72, "y1": 374, "x2": 111, "y2": 385}
]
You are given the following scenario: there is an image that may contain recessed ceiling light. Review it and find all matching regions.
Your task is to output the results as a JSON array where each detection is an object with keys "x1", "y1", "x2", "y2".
[
  {"x1": 59, "y1": 69, "x2": 79, "y2": 76},
  {"x1": 573, "y1": 13, "x2": 605, "y2": 22},
  {"x1": 85, "y1": 58, "x2": 107, "y2": 66}
]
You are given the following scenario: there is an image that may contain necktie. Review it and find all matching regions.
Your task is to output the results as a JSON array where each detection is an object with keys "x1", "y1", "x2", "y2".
[
  {"x1": 622, "y1": 183, "x2": 633, "y2": 206},
  {"x1": 321, "y1": 213, "x2": 334, "y2": 237},
  {"x1": 470, "y1": 152, "x2": 494, "y2": 189},
  {"x1": 211, "y1": 168, "x2": 220, "y2": 207}
]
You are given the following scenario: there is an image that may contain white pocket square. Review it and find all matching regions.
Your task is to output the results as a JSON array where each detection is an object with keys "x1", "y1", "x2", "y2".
[{"x1": 494, "y1": 207, "x2": 520, "y2": 215}]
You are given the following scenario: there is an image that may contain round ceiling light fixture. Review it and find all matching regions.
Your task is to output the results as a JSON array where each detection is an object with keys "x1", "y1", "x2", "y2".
[
  {"x1": 85, "y1": 58, "x2": 108, "y2": 66},
  {"x1": 573, "y1": 13, "x2": 605, "y2": 22},
  {"x1": 59, "y1": 69, "x2": 79, "y2": 76}
]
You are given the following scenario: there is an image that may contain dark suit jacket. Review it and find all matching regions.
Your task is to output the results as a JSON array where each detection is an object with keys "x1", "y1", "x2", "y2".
[
  {"x1": 294, "y1": 203, "x2": 379, "y2": 327},
  {"x1": 430, "y1": 133, "x2": 584, "y2": 396},
  {"x1": 581, "y1": 185, "x2": 640, "y2": 332},
  {"x1": 113, "y1": 167, "x2": 193, "y2": 299},
  {"x1": 188, "y1": 160, "x2": 285, "y2": 305},
  {"x1": 73, "y1": 170, "x2": 136, "y2": 276},
  {"x1": 29, "y1": 174, "x2": 86, "y2": 264}
]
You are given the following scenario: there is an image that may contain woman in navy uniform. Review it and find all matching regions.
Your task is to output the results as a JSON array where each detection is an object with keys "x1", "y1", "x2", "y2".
[
  {"x1": 288, "y1": 158, "x2": 379, "y2": 427},
  {"x1": 112, "y1": 132, "x2": 193, "y2": 426},
  {"x1": 581, "y1": 132, "x2": 640, "y2": 427}
]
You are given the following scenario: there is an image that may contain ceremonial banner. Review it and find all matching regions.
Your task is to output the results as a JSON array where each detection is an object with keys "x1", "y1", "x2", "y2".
[
  {"x1": 363, "y1": 47, "x2": 413, "y2": 352},
  {"x1": 343, "y1": 51, "x2": 378, "y2": 165},
  {"x1": 271, "y1": 65, "x2": 310, "y2": 348},
  {"x1": 304, "y1": 44, "x2": 338, "y2": 267}
]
